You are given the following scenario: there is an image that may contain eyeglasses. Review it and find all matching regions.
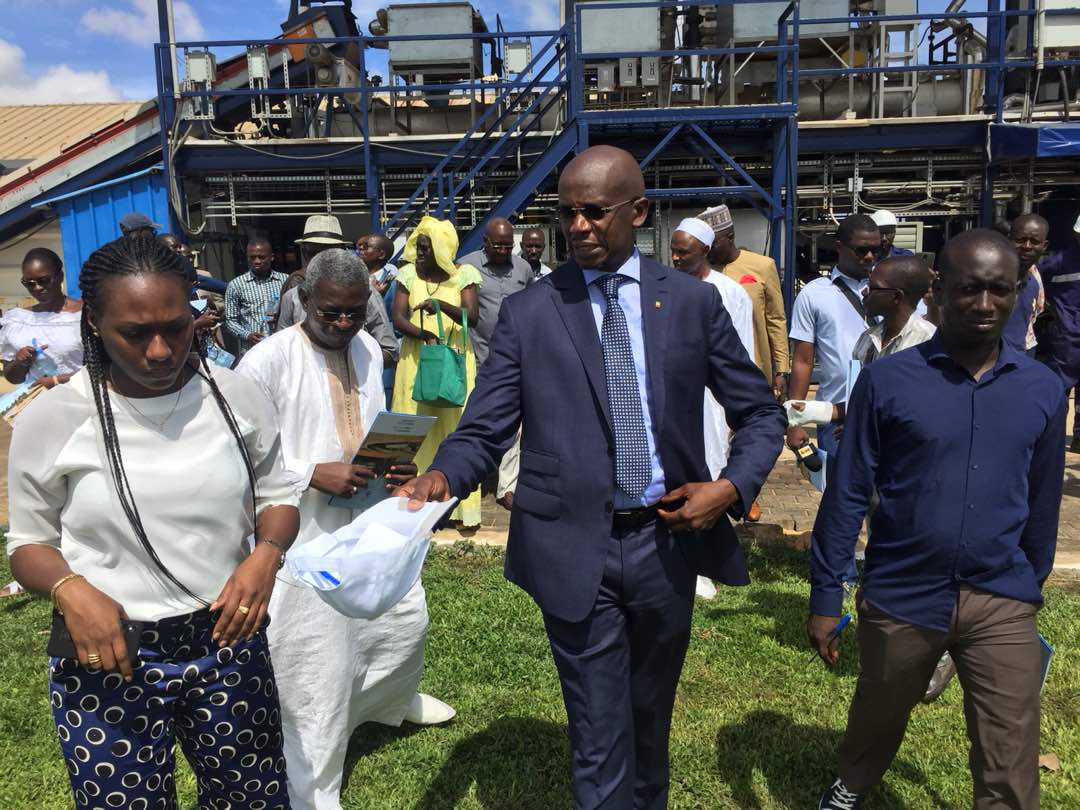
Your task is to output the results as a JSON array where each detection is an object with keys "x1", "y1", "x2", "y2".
[
  {"x1": 21, "y1": 277, "x2": 53, "y2": 289},
  {"x1": 313, "y1": 307, "x2": 365, "y2": 324},
  {"x1": 485, "y1": 239, "x2": 514, "y2": 250},
  {"x1": 557, "y1": 198, "x2": 638, "y2": 222},
  {"x1": 866, "y1": 286, "x2": 902, "y2": 295}
]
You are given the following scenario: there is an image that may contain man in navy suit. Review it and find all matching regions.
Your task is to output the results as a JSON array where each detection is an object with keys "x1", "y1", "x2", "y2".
[{"x1": 399, "y1": 146, "x2": 785, "y2": 808}]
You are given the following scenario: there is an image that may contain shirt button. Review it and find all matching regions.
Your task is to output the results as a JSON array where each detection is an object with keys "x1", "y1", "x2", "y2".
[
  {"x1": 974, "y1": 424, "x2": 981, "y2": 429},
  {"x1": 968, "y1": 504, "x2": 975, "y2": 510},
  {"x1": 972, "y1": 464, "x2": 979, "y2": 470}
]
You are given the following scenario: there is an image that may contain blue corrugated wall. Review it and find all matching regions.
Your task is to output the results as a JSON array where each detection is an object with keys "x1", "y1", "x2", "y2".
[{"x1": 51, "y1": 170, "x2": 169, "y2": 297}]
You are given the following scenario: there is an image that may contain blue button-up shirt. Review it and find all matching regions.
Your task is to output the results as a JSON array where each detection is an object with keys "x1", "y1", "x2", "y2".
[
  {"x1": 810, "y1": 334, "x2": 1066, "y2": 631},
  {"x1": 582, "y1": 251, "x2": 666, "y2": 509}
]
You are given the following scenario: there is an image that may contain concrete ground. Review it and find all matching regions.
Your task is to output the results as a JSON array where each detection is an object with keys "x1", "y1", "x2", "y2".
[{"x1": 0, "y1": 411, "x2": 1077, "y2": 569}]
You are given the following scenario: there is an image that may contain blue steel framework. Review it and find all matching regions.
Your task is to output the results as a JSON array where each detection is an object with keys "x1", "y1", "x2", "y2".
[{"x1": 153, "y1": 1, "x2": 1080, "y2": 308}]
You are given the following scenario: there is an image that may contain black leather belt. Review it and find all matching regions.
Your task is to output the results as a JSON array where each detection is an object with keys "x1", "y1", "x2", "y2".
[{"x1": 611, "y1": 506, "x2": 659, "y2": 530}]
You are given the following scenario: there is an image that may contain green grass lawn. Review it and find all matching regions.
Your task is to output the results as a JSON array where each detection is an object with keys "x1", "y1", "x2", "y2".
[{"x1": 1, "y1": 544, "x2": 1078, "y2": 808}]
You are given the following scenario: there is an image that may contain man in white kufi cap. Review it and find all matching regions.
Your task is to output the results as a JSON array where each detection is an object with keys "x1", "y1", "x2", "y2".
[{"x1": 670, "y1": 217, "x2": 755, "y2": 600}]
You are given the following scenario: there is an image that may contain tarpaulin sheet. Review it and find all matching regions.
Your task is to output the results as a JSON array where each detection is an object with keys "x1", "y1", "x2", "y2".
[{"x1": 991, "y1": 123, "x2": 1080, "y2": 160}]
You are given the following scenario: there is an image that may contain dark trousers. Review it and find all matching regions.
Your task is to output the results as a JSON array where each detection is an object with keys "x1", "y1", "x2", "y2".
[
  {"x1": 542, "y1": 520, "x2": 695, "y2": 810},
  {"x1": 50, "y1": 609, "x2": 290, "y2": 810},
  {"x1": 838, "y1": 588, "x2": 1041, "y2": 809}
]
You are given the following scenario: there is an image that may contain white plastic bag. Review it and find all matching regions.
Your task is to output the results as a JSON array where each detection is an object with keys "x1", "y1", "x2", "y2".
[{"x1": 286, "y1": 496, "x2": 457, "y2": 619}]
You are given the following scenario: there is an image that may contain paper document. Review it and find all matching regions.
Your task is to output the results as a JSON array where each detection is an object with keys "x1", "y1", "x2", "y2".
[
  {"x1": 1039, "y1": 634, "x2": 1054, "y2": 693},
  {"x1": 328, "y1": 411, "x2": 437, "y2": 510}
]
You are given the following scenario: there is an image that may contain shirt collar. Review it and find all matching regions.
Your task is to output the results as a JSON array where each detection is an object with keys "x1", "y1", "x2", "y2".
[
  {"x1": 581, "y1": 250, "x2": 641, "y2": 286},
  {"x1": 830, "y1": 266, "x2": 868, "y2": 289},
  {"x1": 873, "y1": 312, "x2": 922, "y2": 351},
  {"x1": 923, "y1": 331, "x2": 1021, "y2": 377}
]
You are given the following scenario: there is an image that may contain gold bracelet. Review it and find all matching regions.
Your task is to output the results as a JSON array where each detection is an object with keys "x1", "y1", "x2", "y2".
[{"x1": 50, "y1": 573, "x2": 84, "y2": 612}]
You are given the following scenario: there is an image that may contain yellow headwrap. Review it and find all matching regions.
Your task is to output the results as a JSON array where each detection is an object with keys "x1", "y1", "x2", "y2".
[{"x1": 401, "y1": 215, "x2": 460, "y2": 275}]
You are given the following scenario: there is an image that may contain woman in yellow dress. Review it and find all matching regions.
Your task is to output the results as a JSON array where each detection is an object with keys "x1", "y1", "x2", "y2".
[{"x1": 391, "y1": 216, "x2": 482, "y2": 528}]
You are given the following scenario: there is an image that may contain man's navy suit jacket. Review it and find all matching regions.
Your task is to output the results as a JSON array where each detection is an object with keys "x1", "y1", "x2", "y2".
[{"x1": 432, "y1": 256, "x2": 786, "y2": 622}]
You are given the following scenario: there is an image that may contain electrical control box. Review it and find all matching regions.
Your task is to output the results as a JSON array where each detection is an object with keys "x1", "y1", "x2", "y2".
[
  {"x1": 186, "y1": 51, "x2": 217, "y2": 84},
  {"x1": 597, "y1": 63, "x2": 616, "y2": 92},
  {"x1": 641, "y1": 56, "x2": 660, "y2": 86}
]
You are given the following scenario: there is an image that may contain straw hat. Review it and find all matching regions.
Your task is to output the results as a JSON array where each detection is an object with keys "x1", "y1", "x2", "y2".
[{"x1": 295, "y1": 214, "x2": 349, "y2": 245}]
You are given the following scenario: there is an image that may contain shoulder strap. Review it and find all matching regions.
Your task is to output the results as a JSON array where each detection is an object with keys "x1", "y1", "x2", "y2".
[{"x1": 832, "y1": 276, "x2": 870, "y2": 325}]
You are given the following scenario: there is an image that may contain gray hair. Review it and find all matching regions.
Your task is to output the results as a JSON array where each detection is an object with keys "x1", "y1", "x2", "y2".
[{"x1": 301, "y1": 248, "x2": 369, "y2": 294}]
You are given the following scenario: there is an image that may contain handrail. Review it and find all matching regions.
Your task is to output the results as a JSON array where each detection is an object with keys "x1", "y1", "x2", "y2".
[{"x1": 380, "y1": 26, "x2": 569, "y2": 235}]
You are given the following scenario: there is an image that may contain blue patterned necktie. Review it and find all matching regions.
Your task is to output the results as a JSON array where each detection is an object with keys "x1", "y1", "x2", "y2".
[{"x1": 594, "y1": 273, "x2": 651, "y2": 502}]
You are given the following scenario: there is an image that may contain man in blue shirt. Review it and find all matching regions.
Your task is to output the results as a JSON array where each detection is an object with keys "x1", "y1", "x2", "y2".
[
  {"x1": 810, "y1": 230, "x2": 1066, "y2": 810},
  {"x1": 1002, "y1": 214, "x2": 1048, "y2": 355},
  {"x1": 787, "y1": 215, "x2": 879, "y2": 464},
  {"x1": 1038, "y1": 214, "x2": 1080, "y2": 450}
]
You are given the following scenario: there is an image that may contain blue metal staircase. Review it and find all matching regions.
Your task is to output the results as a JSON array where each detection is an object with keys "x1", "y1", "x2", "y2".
[{"x1": 381, "y1": 25, "x2": 579, "y2": 251}]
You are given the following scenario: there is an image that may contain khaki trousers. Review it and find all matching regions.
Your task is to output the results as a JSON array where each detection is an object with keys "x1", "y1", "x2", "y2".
[{"x1": 839, "y1": 587, "x2": 1041, "y2": 809}]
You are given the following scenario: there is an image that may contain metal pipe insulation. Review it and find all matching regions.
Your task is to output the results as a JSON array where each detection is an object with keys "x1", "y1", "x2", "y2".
[{"x1": 166, "y1": 0, "x2": 180, "y2": 101}]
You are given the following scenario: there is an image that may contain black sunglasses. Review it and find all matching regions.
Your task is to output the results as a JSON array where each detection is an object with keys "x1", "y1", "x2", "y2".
[
  {"x1": 314, "y1": 307, "x2": 365, "y2": 324},
  {"x1": 21, "y1": 277, "x2": 55, "y2": 289},
  {"x1": 557, "y1": 198, "x2": 638, "y2": 222}
]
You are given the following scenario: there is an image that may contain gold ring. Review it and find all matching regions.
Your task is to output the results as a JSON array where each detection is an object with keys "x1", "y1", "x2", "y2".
[
  {"x1": 237, "y1": 605, "x2": 251, "y2": 615},
  {"x1": 86, "y1": 654, "x2": 101, "y2": 665}
]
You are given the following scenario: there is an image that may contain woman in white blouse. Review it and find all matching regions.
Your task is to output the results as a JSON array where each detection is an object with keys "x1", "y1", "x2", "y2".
[
  {"x1": 6, "y1": 236, "x2": 301, "y2": 810},
  {"x1": 1, "y1": 248, "x2": 83, "y2": 389}
]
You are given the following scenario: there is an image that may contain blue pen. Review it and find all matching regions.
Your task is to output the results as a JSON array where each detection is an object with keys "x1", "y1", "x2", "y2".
[
  {"x1": 807, "y1": 613, "x2": 853, "y2": 664},
  {"x1": 318, "y1": 571, "x2": 340, "y2": 587}
]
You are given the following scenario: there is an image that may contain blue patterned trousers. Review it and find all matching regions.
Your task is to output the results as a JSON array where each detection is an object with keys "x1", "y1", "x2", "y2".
[{"x1": 48, "y1": 609, "x2": 290, "y2": 810}]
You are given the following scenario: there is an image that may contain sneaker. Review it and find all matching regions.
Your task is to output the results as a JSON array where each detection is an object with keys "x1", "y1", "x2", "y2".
[
  {"x1": 404, "y1": 693, "x2": 456, "y2": 725},
  {"x1": 695, "y1": 575, "x2": 717, "y2": 600},
  {"x1": 818, "y1": 777, "x2": 863, "y2": 809},
  {"x1": 921, "y1": 651, "x2": 957, "y2": 703}
]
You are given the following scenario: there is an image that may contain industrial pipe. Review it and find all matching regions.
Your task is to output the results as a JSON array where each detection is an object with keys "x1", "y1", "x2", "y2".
[{"x1": 167, "y1": 0, "x2": 180, "y2": 101}]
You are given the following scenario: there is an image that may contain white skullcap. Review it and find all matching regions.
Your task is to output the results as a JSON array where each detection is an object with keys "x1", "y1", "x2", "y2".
[
  {"x1": 1073, "y1": 213, "x2": 1080, "y2": 234},
  {"x1": 871, "y1": 209, "x2": 898, "y2": 228},
  {"x1": 674, "y1": 217, "x2": 715, "y2": 248},
  {"x1": 698, "y1": 204, "x2": 733, "y2": 233}
]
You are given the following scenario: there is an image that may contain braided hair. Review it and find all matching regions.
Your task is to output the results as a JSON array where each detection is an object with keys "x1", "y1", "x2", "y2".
[{"x1": 80, "y1": 236, "x2": 258, "y2": 604}]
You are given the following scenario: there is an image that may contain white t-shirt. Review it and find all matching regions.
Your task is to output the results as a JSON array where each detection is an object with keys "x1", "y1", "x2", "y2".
[
  {"x1": 0, "y1": 307, "x2": 84, "y2": 377},
  {"x1": 6, "y1": 366, "x2": 299, "y2": 621},
  {"x1": 789, "y1": 268, "x2": 869, "y2": 404}
]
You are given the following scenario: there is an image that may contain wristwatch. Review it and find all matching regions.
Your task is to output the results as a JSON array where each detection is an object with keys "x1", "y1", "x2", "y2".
[{"x1": 255, "y1": 537, "x2": 287, "y2": 569}]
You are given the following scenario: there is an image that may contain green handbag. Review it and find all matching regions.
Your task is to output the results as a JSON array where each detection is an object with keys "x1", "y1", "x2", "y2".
[{"x1": 412, "y1": 299, "x2": 468, "y2": 408}]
